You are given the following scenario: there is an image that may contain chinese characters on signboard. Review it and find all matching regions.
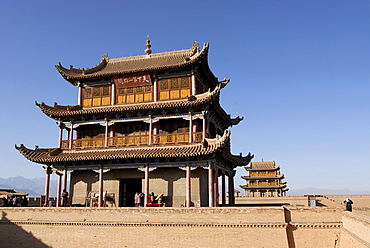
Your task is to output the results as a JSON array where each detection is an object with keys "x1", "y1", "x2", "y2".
[{"x1": 114, "y1": 73, "x2": 152, "y2": 88}]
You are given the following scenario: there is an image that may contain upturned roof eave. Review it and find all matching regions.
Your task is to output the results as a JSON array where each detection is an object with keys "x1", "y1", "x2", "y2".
[
  {"x1": 15, "y1": 130, "x2": 231, "y2": 165},
  {"x1": 55, "y1": 44, "x2": 212, "y2": 86},
  {"x1": 35, "y1": 82, "x2": 222, "y2": 121}
]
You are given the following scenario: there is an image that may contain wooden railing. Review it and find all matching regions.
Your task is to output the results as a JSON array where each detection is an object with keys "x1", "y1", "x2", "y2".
[
  {"x1": 152, "y1": 132, "x2": 202, "y2": 145},
  {"x1": 108, "y1": 135, "x2": 149, "y2": 147},
  {"x1": 61, "y1": 132, "x2": 203, "y2": 149},
  {"x1": 61, "y1": 138, "x2": 105, "y2": 149}
]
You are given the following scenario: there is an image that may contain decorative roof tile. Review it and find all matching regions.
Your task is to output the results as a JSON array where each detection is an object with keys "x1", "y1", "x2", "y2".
[
  {"x1": 247, "y1": 161, "x2": 280, "y2": 171},
  {"x1": 36, "y1": 82, "x2": 224, "y2": 120},
  {"x1": 16, "y1": 130, "x2": 234, "y2": 164},
  {"x1": 55, "y1": 44, "x2": 209, "y2": 85}
]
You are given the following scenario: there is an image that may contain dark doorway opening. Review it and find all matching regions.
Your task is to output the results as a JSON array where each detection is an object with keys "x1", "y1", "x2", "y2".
[{"x1": 119, "y1": 178, "x2": 142, "y2": 207}]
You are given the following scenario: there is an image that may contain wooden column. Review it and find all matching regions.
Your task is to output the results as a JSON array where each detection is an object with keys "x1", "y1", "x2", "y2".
[
  {"x1": 193, "y1": 119, "x2": 197, "y2": 141},
  {"x1": 186, "y1": 163, "x2": 191, "y2": 207},
  {"x1": 148, "y1": 115, "x2": 153, "y2": 145},
  {"x1": 213, "y1": 167, "x2": 219, "y2": 206},
  {"x1": 98, "y1": 166, "x2": 104, "y2": 207},
  {"x1": 206, "y1": 119, "x2": 210, "y2": 138},
  {"x1": 153, "y1": 78, "x2": 158, "y2": 102},
  {"x1": 56, "y1": 171, "x2": 63, "y2": 207},
  {"x1": 202, "y1": 116, "x2": 206, "y2": 140},
  {"x1": 189, "y1": 112, "x2": 193, "y2": 143},
  {"x1": 144, "y1": 165, "x2": 149, "y2": 207},
  {"x1": 58, "y1": 123, "x2": 64, "y2": 149},
  {"x1": 208, "y1": 165, "x2": 214, "y2": 207},
  {"x1": 68, "y1": 124, "x2": 73, "y2": 149},
  {"x1": 104, "y1": 119, "x2": 108, "y2": 147},
  {"x1": 44, "y1": 166, "x2": 52, "y2": 206},
  {"x1": 221, "y1": 170, "x2": 226, "y2": 206},
  {"x1": 228, "y1": 171, "x2": 235, "y2": 206},
  {"x1": 111, "y1": 83, "x2": 115, "y2": 105},
  {"x1": 231, "y1": 172, "x2": 235, "y2": 205},
  {"x1": 191, "y1": 73, "x2": 196, "y2": 95},
  {"x1": 63, "y1": 167, "x2": 68, "y2": 194},
  {"x1": 78, "y1": 84, "x2": 82, "y2": 105}
]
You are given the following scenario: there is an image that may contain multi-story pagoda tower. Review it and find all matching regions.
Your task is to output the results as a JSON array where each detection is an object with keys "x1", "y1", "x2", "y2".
[
  {"x1": 240, "y1": 161, "x2": 288, "y2": 197},
  {"x1": 16, "y1": 40, "x2": 253, "y2": 207}
]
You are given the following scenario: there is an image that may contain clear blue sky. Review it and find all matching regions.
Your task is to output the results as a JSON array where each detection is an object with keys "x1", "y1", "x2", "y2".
[{"x1": 1, "y1": 1, "x2": 369, "y2": 194}]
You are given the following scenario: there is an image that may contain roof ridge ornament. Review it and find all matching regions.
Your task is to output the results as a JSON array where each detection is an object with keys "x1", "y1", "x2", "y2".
[
  {"x1": 101, "y1": 53, "x2": 108, "y2": 61},
  {"x1": 144, "y1": 35, "x2": 152, "y2": 55}
]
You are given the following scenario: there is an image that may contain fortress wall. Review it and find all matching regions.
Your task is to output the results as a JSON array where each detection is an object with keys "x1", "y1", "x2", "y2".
[
  {"x1": 0, "y1": 207, "x2": 344, "y2": 248},
  {"x1": 0, "y1": 207, "x2": 286, "y2": 223},
  {"x1": 325, "y1": 195, "x2": 370, "y2": 208},
  {"x1": 284, "y1": 206, "x2": 342, "y2": 222},
  {"x1": 235, "y1": 196, "x2": 309, "y2": 207},
  {"x1": 283, "y1": 207, "x2": 342, "y2": 248},
  {"x1": 339, "y1": 211, "x2": 370, "y2": 248}
]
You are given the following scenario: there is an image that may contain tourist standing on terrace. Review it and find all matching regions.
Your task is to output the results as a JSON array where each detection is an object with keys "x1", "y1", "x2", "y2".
[
  {"x1": 344, "y1": 198, "x2": 353, "y2": 212},
  {"x1": 62, "y1": 189, "x2": 69, "y2": 207}
]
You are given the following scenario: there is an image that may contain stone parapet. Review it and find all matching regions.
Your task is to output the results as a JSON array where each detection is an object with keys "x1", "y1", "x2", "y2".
[
  {"x1": 340, "y1": 211, "x2": 370, "y2": 248},
  {"x1": 0, "y1": 207, "x2": 344, "y2": 248}
]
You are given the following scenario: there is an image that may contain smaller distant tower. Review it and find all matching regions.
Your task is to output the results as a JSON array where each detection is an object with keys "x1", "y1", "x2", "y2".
[{"x1": 240, "y1": 161, "x2": 288, "y2": 197}]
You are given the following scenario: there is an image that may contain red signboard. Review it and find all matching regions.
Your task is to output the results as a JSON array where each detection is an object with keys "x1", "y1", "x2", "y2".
[{"x1": 114, "y1": 73, "x2": 152, "y2": 88}]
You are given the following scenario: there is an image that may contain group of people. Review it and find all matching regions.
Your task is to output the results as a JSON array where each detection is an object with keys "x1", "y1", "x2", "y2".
[
  {"x1": 134, "y1": 192, "x2": 156, "y2": 207},
  {"x1": 0, "y1": 196, "x2": 28, "y2": 207}
]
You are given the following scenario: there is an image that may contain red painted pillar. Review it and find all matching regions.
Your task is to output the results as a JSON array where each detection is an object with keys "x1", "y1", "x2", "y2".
[
  {"x1": 189, "y1": 113, "x2": 193, "y2": 143},
  {"x1": 44, "y1": 166, "x2": 52, "y2": 206},
  {"x1": 230, "y1": 171, "x2": 235, "y2": 205},
  {"x1": 213, "y1": 167, "x2": 218, "y2": 206},
  {"x1": 186, "y1": 164, "x2": 191, "y2": 207},
  {"x1": 221, "y1": 170, "x2": 226, "y2": 206},
  {"x1": 63, "y1": 167, "x2": 68, "y2": 194},
  {"x1": 228, "y1": 171, "x2": 235, "y2": 206},
  {"x1": 58, "y1": 124, "x2": 64, "y2": 149},
  {"x1": 144, "y1": 166, "x2": 149, "y2": 207},
  {"x1": 98, "y1": 166, "x2": 104, "y2": 207},
  {"x1": 56, "y1": 171, "x2": 63, "y2": 207},
  {"x1": 208, "y1": 165, "x2": 213, "y2": 207}
]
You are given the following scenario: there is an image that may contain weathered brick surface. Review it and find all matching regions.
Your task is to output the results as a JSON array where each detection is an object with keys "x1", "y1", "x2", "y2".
[
  {"x1": 339, "y1": 211, "x2": 370, "y2": 248},
  {"x1": 0, "y1": 207, "x2": 346, "y2": 248}
]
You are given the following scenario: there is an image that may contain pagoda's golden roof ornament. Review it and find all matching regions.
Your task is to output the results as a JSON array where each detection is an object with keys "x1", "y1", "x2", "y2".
[{"x1": 144, "y1": 35, "x2": 152, "y2": 55}]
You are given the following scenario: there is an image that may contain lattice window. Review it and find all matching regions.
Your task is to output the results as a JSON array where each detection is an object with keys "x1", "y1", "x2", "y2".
[
  {"x1": 82, "y1": 86, "x2": 111, "y2": 107},
  {"x1": 160, "y1": 80, "x2": 169, "y2": 90},
  {"x1": 171, "y1": 78, "x2": 179, "y2": 89},
  {"x1": 158, "y1": 119, "x2": 188, "y2": 134},
  {"x1": 116, "y1": 85, "x2": 153, "y2": 104},
  {"x1": 80, "y1": 125, "x2": 105, "y2": 139},
  {"x1": 102, "y1": 86, "x2": 110, "y2": 96},
  {"x1": 84, "y1": 88, "x2": 92, "y2": 98},
  {"x1": 158, "y1": 77, "x2": 191, "y2": 100},
  {"x1": 115, "y1": 122, "x2": 149, "y2": 136},
  {"x1": 181, "y1": 77, "x2": 190, "y2": 88}
]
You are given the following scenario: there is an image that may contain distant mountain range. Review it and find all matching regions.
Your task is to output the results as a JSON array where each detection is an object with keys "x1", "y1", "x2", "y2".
[
  {"x1": 288, "y1": 187, "x2": 370, "y2": 196},
  {"x1": 1, "y1": 176, "x2": 369, "y2": 197},
  {"x1": 0, "y1": 176, "x2": 57, "y2": 197}
]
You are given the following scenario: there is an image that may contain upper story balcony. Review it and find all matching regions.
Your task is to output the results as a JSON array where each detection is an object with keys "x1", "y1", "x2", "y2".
[{"x1": 61, "y1": 132, "x2": 203, "y2": 149}]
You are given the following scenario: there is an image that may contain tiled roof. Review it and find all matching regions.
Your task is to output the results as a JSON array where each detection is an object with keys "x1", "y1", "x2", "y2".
[
  {"x1": 16, "y1": 130, "x2": 242, "y2": 165},
  {"x1": 240, "y1": 184, "x2": 288, "y2": 190},
  {"x1": 35, "y1": 83, "x2": 223, "y2": 120},
  {"x1": 241, "y1": 174, "x2": 284, "y2": 180},
  {"x1": 246, "y1": 161, "x2": 279, "y2": 171},
  {"x1": 55, "y1": 44, "x2": 209, "y2": 85}
]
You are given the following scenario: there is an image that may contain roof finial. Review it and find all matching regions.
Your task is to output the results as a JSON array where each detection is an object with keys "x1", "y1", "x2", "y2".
[{"x1": 144, "y1": 35, "x2": 152, "y2": 55}]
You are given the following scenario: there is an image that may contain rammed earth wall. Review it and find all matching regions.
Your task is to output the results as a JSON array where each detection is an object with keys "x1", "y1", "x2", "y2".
[{"x1": 0, "y1": 207, "x2": 353, "y2": 248}]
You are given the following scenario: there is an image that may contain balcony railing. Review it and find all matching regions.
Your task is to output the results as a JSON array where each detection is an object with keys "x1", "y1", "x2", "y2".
[
  {"x1": 108, "y1": 135, "x2": 149, "y2": 147},
  {"x1": 61, "y1": 132, "x2": 203, "y2": 149}
]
